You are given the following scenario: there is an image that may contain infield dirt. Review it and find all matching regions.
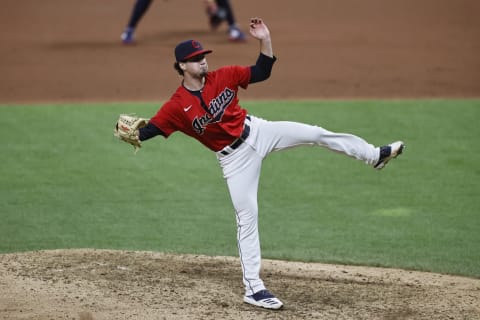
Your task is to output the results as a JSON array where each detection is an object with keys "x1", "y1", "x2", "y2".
[
  {"x1": 1, "y1": 0, "x2": 479, "y2": 319},
  {"x1": 1, "y1": 0, "x2": 479, "y2": 103}
]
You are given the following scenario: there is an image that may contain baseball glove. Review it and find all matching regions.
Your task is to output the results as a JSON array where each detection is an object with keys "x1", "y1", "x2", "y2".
[{"x1": 114, "y1": 114, "x2": 149, "y2": 153}]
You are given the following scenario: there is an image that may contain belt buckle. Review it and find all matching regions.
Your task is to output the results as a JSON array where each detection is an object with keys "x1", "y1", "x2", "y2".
[
  {"x1": 220, "y1": 146, "x2": 234, "y2": 155},
  {"x1": 219, "y1": 115, "x2": 251, "y2": 156}
]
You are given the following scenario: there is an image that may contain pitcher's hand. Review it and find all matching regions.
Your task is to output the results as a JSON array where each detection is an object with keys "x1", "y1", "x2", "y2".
[{"x1": 249, "y1": 18, "x2": 270, "y2": 41}]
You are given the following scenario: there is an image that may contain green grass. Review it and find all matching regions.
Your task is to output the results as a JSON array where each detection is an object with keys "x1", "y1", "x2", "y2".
[{"x1": 1, "y1": 100, "x2": 479, "y2": 278}]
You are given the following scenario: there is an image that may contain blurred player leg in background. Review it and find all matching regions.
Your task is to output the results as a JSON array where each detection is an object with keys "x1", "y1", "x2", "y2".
[
  {"x1": 121, "y1": 0, "x2": 245, "y2": 44},
  {"x1": 205, "y1": 0, "x2": 246, "y2": 42},
  {"x1": 121, "y1": 0, "x2": 153, "y2": 44}
]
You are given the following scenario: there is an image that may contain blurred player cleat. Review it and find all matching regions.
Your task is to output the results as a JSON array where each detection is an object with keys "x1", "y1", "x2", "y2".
[
  {"x1": 121, "y1": 27, "x2": 135, "y2": 44},
  {"x1": 228, "y1": 26, "x2": 246, "y2": 42},
  {"x1": 374, "y1": 141, "x2": 405, "y2": 170},
  {"x1": 243, "y1": 290, "x2": 284, "y2": 309}
]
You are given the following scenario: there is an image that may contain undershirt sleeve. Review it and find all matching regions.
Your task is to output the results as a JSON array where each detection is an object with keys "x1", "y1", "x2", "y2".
[
  {"x1": 139, "y1": 122, "x2": 165, "y2": 141},
  {"x1": 249, "y1": 53, "x2": 277, "y2": 84}
]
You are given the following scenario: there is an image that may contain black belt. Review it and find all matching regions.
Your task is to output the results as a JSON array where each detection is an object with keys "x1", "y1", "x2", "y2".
[{"x1": 220, "y1": 116, "x2": 251, "y2": 155}]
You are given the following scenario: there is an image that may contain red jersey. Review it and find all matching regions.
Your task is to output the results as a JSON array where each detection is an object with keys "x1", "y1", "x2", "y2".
[{"x1": 149, "y1": 65, "x2": 251, "y2": 152}]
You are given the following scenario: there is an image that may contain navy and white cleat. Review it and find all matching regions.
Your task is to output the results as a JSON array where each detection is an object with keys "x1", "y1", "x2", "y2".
[
  {"x1": 243, "y1": 290, "x2": 284, "y2": 310},
  {"x1": 374, "y1": 141, "x2": 405, "y2": 170}
]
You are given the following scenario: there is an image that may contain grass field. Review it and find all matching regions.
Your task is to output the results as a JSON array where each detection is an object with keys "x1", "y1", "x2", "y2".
[{"x1": 1, "y1": 100, "x2": 479, "y2": 278}]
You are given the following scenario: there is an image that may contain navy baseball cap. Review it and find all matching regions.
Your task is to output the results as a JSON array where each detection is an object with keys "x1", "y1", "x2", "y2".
[{"x1": 175, "y1": 40, "x2": 212, "y2": 62}]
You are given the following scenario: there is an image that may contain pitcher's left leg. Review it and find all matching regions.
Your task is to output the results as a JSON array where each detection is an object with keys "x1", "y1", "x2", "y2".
[{"x1": 254, "y1": 119, "x2": 379, "y2": 166}]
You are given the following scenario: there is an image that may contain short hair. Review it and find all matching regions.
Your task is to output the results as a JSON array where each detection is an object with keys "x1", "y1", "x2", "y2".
[{"x1": 174, "y1": 62, "x2": 184, "y2": 76}]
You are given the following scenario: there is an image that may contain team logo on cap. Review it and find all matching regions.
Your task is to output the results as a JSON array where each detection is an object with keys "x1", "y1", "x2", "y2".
[{"x1": 191, "y1": 40, "x2": 201, "y2": 49}]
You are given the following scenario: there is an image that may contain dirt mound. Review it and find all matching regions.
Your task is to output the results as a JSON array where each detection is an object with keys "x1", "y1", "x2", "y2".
[{"x1": 1, "y1": 249, "x2": 479, "y2": 319}]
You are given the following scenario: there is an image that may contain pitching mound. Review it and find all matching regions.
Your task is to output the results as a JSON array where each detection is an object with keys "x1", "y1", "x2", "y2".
[{"x1": 1, "y1": 249, "x2": 479, "y2": 319}]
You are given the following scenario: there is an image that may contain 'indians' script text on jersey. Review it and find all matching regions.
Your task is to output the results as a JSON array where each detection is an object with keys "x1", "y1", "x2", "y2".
[{"x1": 149, "y1": 65, "x2": 251, "y2": 151}]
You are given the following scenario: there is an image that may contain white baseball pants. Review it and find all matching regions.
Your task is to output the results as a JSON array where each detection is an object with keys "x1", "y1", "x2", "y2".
[{"x1": 216, "y1": 115, "x2": 379, "y2": 296}]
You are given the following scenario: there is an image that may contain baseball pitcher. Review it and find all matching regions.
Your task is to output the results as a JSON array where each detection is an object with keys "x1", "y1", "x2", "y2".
[{"x1": 114, "y1": 17, "x2": 404, "y2": 310}]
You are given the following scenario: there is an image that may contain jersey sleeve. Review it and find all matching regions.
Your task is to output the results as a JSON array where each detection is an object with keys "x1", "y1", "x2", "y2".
[
  {"x1": 219, "y1": 65, "x2": 251, "y2": 90},
  {"x1": 149, "y1": 100, "x2": 182, "y2": 138}
]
